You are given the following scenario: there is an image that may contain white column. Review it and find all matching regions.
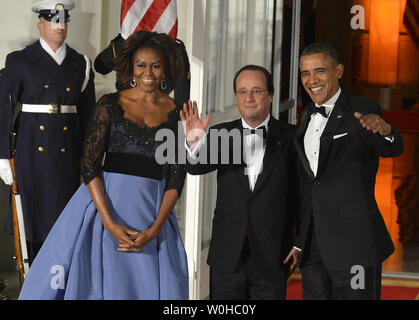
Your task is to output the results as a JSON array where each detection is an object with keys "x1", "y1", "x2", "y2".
[{"x1": 180, "y1": 0, "x2": 207, "y2": 300}]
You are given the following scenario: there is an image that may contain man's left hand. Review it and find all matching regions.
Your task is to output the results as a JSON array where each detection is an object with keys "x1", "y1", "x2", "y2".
[
  {"x1": 283, "y1": 248, "x2": 301, "y2": 279},
  {"x1": 354, "y1": 112, "x2": 392, "y2": 136}
]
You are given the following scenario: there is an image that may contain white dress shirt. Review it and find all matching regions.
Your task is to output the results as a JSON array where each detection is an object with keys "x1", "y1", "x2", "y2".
[
  {"x1": 40, "y1": 37, "x2": 67, "y2": 65},
  {"x1": 303, "y1": 87, "x2": 394, "y2": 176},
  {"x1": 242, "y1": 115, "x2": 269, "y2": 191},
  {"x1": 304, "y1": 88, "x2": 341, "y2": 177}
]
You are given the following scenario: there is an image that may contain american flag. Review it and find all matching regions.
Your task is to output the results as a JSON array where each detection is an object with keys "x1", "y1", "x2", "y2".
[{"x1": 120, "y1": 0, "x2": 178, "y2": 41}]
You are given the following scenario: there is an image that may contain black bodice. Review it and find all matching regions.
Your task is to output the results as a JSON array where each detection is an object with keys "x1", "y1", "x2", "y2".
[{"x1": 81, "y1": 92, "x2": 186, "y2": 196}]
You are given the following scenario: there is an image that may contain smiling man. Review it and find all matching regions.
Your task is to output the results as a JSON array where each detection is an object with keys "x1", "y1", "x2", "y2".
[
  {"x1": 181, "y1": 65, "x2": 300, "y2": 300},
  {"x1": 294, "y1": 43, "x2": 404, "y2": 300},
  {"x1": 0, "y1": 0, "x2": 96, "y2": 265}
]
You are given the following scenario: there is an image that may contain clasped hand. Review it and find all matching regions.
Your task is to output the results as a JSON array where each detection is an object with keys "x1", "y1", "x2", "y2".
[{"x1": 107, "y1": 223, "x2": 155, "y2": 253}]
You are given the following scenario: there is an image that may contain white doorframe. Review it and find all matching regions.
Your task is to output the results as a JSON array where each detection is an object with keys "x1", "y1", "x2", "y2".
[
  {"x1": 288, "y1": 0, "x2": 301, "y2": 124},
  {"x1": 183, "y1": 0, "x2": 207, "y2": 300},
  {"x1": 273, "y1": 0, "x2": 301, "y2": 124},
  {"x1": 272, "y1": 0, "x2": 284, "y2": 119}
]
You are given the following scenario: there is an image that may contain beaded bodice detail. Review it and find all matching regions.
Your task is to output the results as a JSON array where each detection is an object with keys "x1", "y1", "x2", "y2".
[{"x1": 81, "y1": 92, "x2": 185, "y2": 195}]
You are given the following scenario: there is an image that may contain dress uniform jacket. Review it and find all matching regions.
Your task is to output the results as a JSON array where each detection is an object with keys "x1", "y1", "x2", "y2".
[{"x1": 0, "y1": 40, "x2": 96, "y2": 243}]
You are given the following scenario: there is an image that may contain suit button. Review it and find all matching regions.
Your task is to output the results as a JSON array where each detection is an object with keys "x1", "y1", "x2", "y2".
[
  {"x1": 38, "y1": 147, "x2": 44, "y2": 152},
  {"x1": 40, "y1": 125, "x2": 45, "y2": 131},
  {"x1": 63, "y1": 126, "x2": 69, "y2": 131},
  {"x1": 44, "y1": 84, "x2": 49, "y2": 89},
  {"x1": 60, "y1": 147, "x2": 66, "y2": 153},
  {"x1": 66, "y1": 87, "x2": 71, "y2": 92}
]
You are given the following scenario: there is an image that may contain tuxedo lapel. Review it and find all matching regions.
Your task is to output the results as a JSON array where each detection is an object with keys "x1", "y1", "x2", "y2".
[
  {"x1": 252, "y1": 118, "x2": 284, "y2": 194},
  {"x1": 294, "y1": 107, "x2": 315, "y2": 180},
  {"x1": 232, "y1": 120, "x2": 251, "y2": 193},
  {"x1": 236, "y1": 164, "x2": 251, "y2": 193},
  {"x1": 316, "y1": 91, "x2": 348, "y2": 177}
]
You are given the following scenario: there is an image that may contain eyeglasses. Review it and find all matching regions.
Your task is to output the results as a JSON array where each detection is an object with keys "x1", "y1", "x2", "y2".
[{"x1": 236, "y1": 89, "x2": 268, "y2": 97}]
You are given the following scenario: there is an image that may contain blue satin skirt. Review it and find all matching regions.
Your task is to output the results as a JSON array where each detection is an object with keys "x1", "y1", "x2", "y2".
[{"x1": 19, "y1": 172, "x2": 189, "y2": 300}]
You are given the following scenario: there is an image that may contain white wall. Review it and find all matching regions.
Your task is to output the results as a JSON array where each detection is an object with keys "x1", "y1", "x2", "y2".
[
  {"x1": 177, "y1": 0, "x2": 189, "y2": 45},
  {"x1": 0, "y1": 0, "x2": 40, "y2": 66},
  {"x1": 0, "y1": 0, "x2": 122, "y2": 98}
]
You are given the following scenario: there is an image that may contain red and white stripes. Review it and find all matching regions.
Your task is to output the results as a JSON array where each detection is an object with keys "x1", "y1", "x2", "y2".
[{"x1": 120, "y1": 0, "x2": 178, "y2": 41}]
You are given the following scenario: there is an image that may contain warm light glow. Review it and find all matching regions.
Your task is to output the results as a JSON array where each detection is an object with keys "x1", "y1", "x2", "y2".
[{"x1": 368, "y1": 0, "x2": 401, "y2": 85}]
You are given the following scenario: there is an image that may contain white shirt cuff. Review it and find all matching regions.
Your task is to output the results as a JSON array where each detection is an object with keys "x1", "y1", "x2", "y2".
[
  {"x1": 185, "y1": 134, "x2": 206, "y2": 160},
  {"x1": 384, "y1": 135, "x2": 395, "y2": 143}
]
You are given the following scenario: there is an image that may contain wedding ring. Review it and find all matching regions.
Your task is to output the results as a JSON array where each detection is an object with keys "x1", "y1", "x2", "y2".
[{"x1": 376, "y1": 118, "x2": 380, "y2": 124}]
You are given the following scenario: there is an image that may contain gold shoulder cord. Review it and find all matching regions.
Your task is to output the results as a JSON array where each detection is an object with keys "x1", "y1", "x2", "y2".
[{"x1": 112, "y1": 40, "x2": 117, "y2": 59}]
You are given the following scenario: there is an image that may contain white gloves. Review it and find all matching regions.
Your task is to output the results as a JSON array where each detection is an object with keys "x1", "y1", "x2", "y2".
[{"x1": 0, "y1": 159, "x2": 13, "y2": 185}]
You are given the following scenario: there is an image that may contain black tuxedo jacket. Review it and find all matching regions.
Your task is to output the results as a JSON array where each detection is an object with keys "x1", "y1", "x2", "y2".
[
  {"x1": 294, "y1": 89, "x2": 403, "y2": 271},
  {"x1": 186, "y1": 116, "x2": 298, "y2": 277}
]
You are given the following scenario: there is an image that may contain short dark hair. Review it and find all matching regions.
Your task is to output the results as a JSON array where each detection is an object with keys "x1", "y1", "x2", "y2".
[
  {"x1": 300, "y1": 43, "x2": 340, "y2": 65},
  {"x1": 114, "y1": 30, "x2": 184, "y2": 93},
  {"x1": 233, "y1": 65, "x2": 274, "y2": 95}
]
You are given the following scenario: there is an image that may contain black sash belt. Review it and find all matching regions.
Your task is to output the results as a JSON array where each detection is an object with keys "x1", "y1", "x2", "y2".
[{"x1": 102, "y1": 152, "x2": 164, "y2": 180}]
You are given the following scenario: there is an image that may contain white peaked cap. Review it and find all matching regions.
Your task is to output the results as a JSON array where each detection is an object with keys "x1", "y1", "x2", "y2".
[{"x1": 32, "y1": 0, "x2": 75, "y2": 13}]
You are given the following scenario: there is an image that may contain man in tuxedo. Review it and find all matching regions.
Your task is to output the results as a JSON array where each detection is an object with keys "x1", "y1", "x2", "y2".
[
  {"x1": 180, "y1": 65, "x2": 300, "y2": 300},
  {"x1": 293, "y1": 43, "x2": 403, "y2": 299}
]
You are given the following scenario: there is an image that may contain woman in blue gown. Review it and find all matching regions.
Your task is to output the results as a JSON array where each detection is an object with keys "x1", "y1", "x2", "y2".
[{"x1": 19, "y1": 31, "x2": 188, "y2": 300}]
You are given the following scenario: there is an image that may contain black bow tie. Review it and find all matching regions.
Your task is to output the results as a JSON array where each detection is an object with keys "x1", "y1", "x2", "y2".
[
  {"x1": 243, "y1": 126, "x2": 267, "y2": 139},
  {"x1": 308, "y1": 105, "x2": 328, "y2": 118}
]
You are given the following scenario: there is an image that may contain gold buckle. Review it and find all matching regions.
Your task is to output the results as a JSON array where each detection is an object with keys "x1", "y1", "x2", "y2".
[{"x1": 49, "y1": 104, "x2": 61, "y2": 114}]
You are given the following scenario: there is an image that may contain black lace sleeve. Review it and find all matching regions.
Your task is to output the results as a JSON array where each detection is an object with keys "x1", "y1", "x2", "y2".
[
  {"x1": 165, "y1": 163, "x2": 186, "y2": 198},
  {"x1": 81, "y1": 95, "x2": 111, "y2": 184},
  {"x1": 164, "y1": 106, "x2": 186, "y2": 197}
]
